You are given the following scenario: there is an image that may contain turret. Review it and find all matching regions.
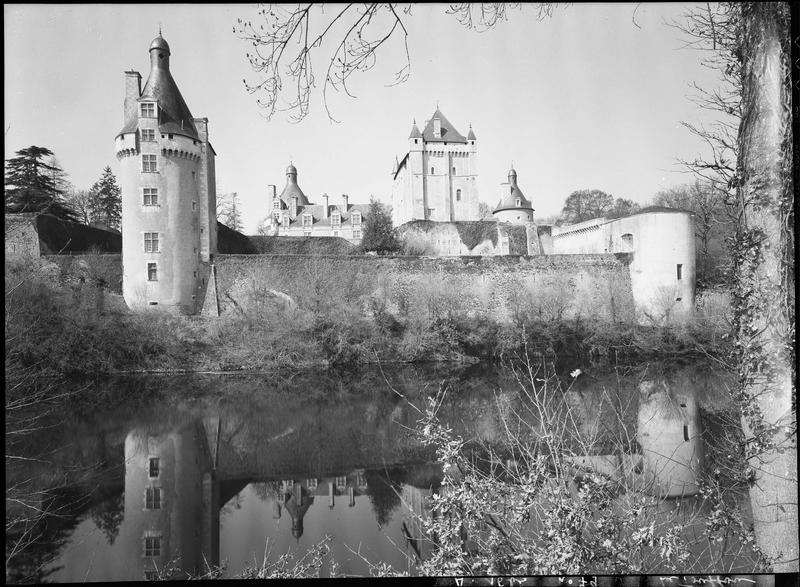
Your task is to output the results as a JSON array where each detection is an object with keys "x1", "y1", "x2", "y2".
[{"x1": 117, "y1": 33, "x2": 216, "y2": 314}]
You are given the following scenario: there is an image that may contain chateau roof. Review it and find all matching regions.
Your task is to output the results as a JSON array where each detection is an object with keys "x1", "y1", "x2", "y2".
[
  {"x1": 494, "y1": 168, "x2": 534, "y2": 213},
  {"x1": 279, "y1": 165, "x2": 310, "y2": 206},
  {"x1": 467, "y1": 125, "x2": 476, "y2": 141},
  {"x1": 287, "y1": 203, "x2": 368, "y2": 226},
  {"x1": 118, "y1": 35, "x2": 199, "y2": 140},
  {"x1": 421, "y1": 108, "x2": 467, "y2": 143}
]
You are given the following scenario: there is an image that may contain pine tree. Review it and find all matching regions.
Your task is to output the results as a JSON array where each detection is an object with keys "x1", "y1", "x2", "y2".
[
  {"x1": 4, "y1": 146, "x2": 78, "y2": 221},
  {"x1": 88, "y1": 166, "x2": 122, "y2": 230},
  {"x1": 361, "y1": 197, "x2": 399, "y2": 254}
]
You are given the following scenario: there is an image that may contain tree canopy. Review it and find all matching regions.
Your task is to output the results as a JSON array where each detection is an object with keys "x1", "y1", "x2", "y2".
[
  {"x1": 88, "y1": 166, "x2": 122, "y2": 230},
  {"x1": 4, "y1": 146, "x2": 79, "y2": 221},
  {"x1": 217, "y1": 192, "x2": 244, "y2": 232},
  {"x1": 360, "y1": 197, "x2": 399, "y2": 254}
]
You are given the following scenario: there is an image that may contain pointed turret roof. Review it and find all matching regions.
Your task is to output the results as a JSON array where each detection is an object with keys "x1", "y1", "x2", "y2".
[
  {"x1": 467, "y1": 124, "x2": 476, "y2": 141},
  {"x1": 494, "y1": 167, "x2": 534, "y2": 213},
  {"x1": 279, "y1": 163, "x2": 310, "y2": 206},
  {"x1": 118, "y1": 34, "x2": 199, "y2": 139},
  {"x1": 409, "y1": 119, "x2": 422, "y2": 139},
  {"x1": 421, "y1": 108, "x2": 467, "y2": 143}
]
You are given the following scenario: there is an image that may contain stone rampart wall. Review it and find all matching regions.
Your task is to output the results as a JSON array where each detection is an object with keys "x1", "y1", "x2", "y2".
[
  {"x1": 210, "y1": 253, "x2": 636, "y2": 323},
  {"x1": 43, "y1": 254, "x2": 124, "y2": 293}
]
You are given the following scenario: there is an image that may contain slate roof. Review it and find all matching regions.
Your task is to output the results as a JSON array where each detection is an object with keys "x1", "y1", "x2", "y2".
[
  {"x1": 279, "y1": 171, "x2": 310, "y2": 206},
  {"x1": 421, "y1": 108, "x2": 467, "y2": 143},
  {"x1": 118, "y1": 35, "x2": 199, "y2": 140},
  {"x1": 288, "y1": 203, "x2": 369, "y2": 226},
  {"x1": 494, "y1": 169, "x2": 534, "y2": 213}
]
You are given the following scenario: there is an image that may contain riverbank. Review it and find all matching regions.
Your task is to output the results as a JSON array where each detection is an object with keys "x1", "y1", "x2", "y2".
[{"x1": 5, "y1": 257, "x2": 733, "y2": 379}]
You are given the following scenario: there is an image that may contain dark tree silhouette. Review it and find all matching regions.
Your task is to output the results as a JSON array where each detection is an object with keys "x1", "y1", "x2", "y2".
[
  {"x1": 4, "y1": 146, "x2": 79, "y2": 221},
  {"x1": 360, "y1": 197, "x2": 399, "y2": 254},
  {"x1": 88, "y1": 166, "x2": 122, "y2": 230},
  {"x1": 558, "y1": 189, "x2": 614, "y2": 225}
]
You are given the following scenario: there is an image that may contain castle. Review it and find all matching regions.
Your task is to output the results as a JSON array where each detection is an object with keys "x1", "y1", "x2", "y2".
[
  {"x1": 263, "y1": 164, "x2": 370, "y2": 242},
  {"x1": 115, "y1": 33, "x2": 217, "y2": 314},
  {"x1": 110, "y1": 34, "x2": 695, "y2": 323},
  {"x1": 391, "y1": 108, "x2": 480, "y2": 226}
]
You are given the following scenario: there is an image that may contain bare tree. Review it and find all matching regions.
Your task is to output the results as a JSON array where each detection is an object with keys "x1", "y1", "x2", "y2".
[
  {"x1": 63, "y1": 188, "x2": 93, "y2": 225},
  {"x1": 217, "y1": 191, "x2": 244, "y2": 232},
  {"x1": 234, "y1": 3, "x2": 557, "y2": 122}
]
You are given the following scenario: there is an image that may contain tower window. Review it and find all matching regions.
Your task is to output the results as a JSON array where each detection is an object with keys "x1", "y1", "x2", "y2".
[
  {"x1": 456, "y1": 189, "x2": 462, "y2": 202},
  {"x1": 168, "y1": 134, "x2": 173, "y2": 139},
  {"x1": 145, "y1": 487, "x2": 162, "y2": 510},
  {"x1": 144, "y1": 233, "x2": 159, "y2": 253},
  {"x1": 148, "y1": 458, "x2": 160, "y2": 478},
  {"x1": 683, "y1": 425, "x2": 690, "y2": 442},
  {"x1": 677, "y1": 264, "x2": 683, "y2": 280},
  {"x1": 430, "y1": 166, "x2": 434, "y2": 174},
  {"x1": 144, "y1": 536, "x2": 161, "y2": 557},
  {"x1": 141, "y1": 129, "x2": 156, "y2": 142},
  {"x1": 140, "y1": 103, "x2": 156, "y2": 118},
  {"x1": 452, "y1": 166, "x2": 456, "y2": 174},
  {"x1": 147, "y1": 263, "x2": 158, "y2": 281},
  {"x1": 143, "y1": 188, "x2": 158, "y2": 206},
  {"x1": 142, "y1": 154, "x2": 157, "y2": 173},
  {"x1": 192, "y1": 201, "x2": 197, "y2": 211}
]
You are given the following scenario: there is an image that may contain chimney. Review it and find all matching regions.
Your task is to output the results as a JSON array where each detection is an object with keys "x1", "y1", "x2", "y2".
[
  {"x1": 268, "y1": 184, "x2": 277, "y2": 200},
  {"x1": 124, "y1": 71, "x2": 141, "y2": 124},
  {"x1": 341, "y1": 194, "x2": 349, "y2": 211},
  {"x1": 323, "y1": 193, "x2": 329, "y2": 218},
  {"x1": 192, "y1": 117, "x2": 209, "y2": 142},
  {"x1": 433, "y1": 117, "x2": 441, "y2": 139},
  {"x1": 290, "y1": 195, "x2": 298, "y2": 218}
]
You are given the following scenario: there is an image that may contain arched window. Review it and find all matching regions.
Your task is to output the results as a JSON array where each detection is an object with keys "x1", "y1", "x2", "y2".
[
  {"x1": 430, "y1": 166, "x2": 434, "y2": 174},
  {"x1": 456, "y1": 189, "x2": 462, "y2": 202}
]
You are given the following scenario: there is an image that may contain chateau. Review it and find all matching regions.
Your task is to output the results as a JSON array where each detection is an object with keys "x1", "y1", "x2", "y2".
[
  {"x1": 104, "y1": 34, "x2": 696, "y2": 324},
  {"x1": 391, "y1": 108, "x2": 480, "y2": 226},
  {"x1": 115, "y1": 33, "x2": 217, "y2": 314},
  {"x1": 264, "y1": 164, "x2": 369, "y2": 242}
]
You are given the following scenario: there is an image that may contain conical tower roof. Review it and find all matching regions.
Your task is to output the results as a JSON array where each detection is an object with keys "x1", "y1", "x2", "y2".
[
  {"x1": 118, "y1": 34, "x2": 199, "y2": 139},
  {"x1": 279, "y1": 163, "x2": 310, "y2": 206},
  {"x1": 494, "y1": 167, "x2": 534, "y2": 213}
]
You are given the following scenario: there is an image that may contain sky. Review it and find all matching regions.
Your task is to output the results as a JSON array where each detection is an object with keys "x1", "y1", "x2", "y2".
[{"x1": 4, "y1": 3, "x2": 731, "y2": 233}]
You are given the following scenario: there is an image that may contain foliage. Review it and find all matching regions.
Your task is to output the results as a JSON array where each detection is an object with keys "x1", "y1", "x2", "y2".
[
  {"x1": 217, "y1": 191, "x2": 244, "y2": 232},
  {"x1": 454, "y1": 221, "x2": 498, "y2": 251},
  {"x1": 478, "y1": 201, "x2": 492, "y2": 219},
  {"x1": 360, "y1": 197, "x2": 400, "y2": 254},
  {"x1": 558, "y1": 189, "x2": 614, "y2": 225},
  {"x1": 88, "y1": 166, "x2": 122, "y2": 230},
  {"x1": 4, "y1": 146, "x2": 79, "y2": 221},
  {"x1": 63, "y1": 188, "x2": 93, "y2": 225}
]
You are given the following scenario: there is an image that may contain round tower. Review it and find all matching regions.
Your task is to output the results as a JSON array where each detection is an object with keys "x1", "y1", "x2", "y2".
[
  {"x1": 492, "y1": 166, "x2": 535, "y2": 224},
  {"x1": 116, "y1": 33, "x2": 216, "y2": 314}
]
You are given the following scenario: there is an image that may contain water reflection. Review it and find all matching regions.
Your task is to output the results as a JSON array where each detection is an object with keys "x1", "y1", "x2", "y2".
[{"x1": 7, "y1": 363, "x2": 757, "y2": 582}]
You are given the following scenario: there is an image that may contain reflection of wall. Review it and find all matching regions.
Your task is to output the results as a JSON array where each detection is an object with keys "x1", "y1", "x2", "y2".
[
  {"x1": 636, "y1": 379, "x2": 703, "y2": 497},
  {"x1": 122, "y1": 421, "x2": 218, "y2": 580}
]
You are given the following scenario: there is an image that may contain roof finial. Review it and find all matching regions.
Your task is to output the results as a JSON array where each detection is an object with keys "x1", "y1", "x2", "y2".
[
  {"x1": 159, "y1": 23, "x2": 162, "y2": 36},
  {"x1": 436, "y1": 99, "x2": 439, "y2": 110}
]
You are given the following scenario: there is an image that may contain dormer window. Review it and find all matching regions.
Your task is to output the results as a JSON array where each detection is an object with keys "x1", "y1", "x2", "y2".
[
  {"x1": 351, "y1": 212, "x2": 361, "y2": 226},
  {"x1": 140, "y1": 103, "x2": 156, "y2": 118},
  {"x1": 516, "y1": 198, "x2": 521, "y2": 207},
  {"x1": 273, "y1": 199, "x2": 280, "y2": 209},
  {"x1": 331, "y1": 212, "x2": 341, "y2": 227},
  {"x1": 302, "y1": 214, "x2": 313, "y2": 227}
]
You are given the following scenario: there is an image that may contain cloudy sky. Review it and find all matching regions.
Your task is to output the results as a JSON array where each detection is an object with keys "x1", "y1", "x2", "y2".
[{"x1": 5, "y1": 3, "x2": 730, "y2": 233}]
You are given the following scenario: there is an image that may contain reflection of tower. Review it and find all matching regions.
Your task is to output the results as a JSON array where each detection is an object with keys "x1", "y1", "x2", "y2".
[
  {"x1": 637, "y1": 379, "x2": 704, "y2": 497},
  {"x1": 123, "y1": 420, "x2": 219, "y2": 580},
  {"x1": 401, "y1": 484, "x2": 433, "y2": 562},
  {"x1": 283, "y1": 483, "x2": 314, "y2": 539}
]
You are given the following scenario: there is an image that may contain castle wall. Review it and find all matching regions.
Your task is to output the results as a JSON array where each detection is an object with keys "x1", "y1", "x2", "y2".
[
  {"x1": 553, "y1": 211, "x2": 695, "y2": 321},
  {"x1": 209, "y1": 253, "x2": 636, "y2": 323}
]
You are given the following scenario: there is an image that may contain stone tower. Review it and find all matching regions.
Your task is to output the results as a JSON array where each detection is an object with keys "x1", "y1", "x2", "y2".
[
  {"x1": 115, "y1": 33, "x2": 217, "y2": 314},
  {"x1": 492, "y1": 166, "x2": 534, "y2": 224},
  {"x1": 391, "y1": 107, "x2": 479, "y2": 226}
]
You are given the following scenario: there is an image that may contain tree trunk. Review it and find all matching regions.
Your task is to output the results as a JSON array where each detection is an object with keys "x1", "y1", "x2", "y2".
[{"x1": 733, "y1": 2, "x2": 796, "y2": 572}]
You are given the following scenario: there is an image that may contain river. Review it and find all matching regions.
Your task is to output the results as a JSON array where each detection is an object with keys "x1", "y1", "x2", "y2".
[{"x1": 5, "y1": 360, "x2": 764, "y2": 581}]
